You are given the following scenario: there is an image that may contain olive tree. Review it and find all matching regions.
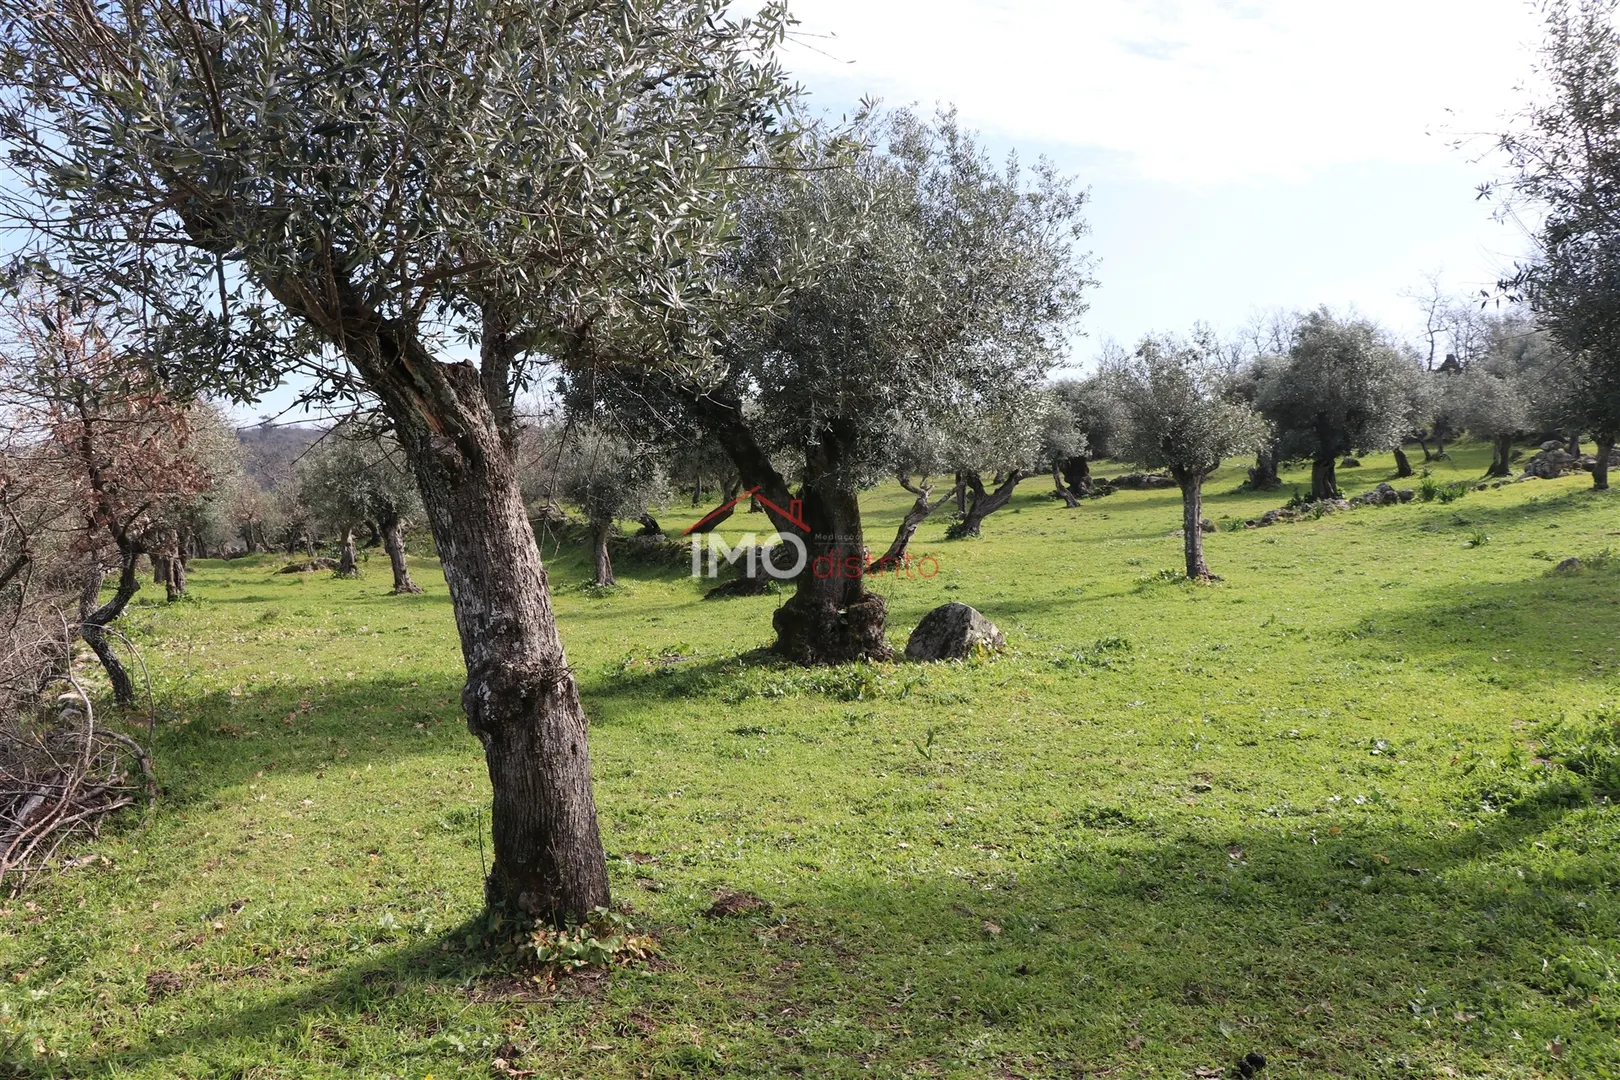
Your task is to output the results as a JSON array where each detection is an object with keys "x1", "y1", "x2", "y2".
[
  {"x1": 1495, "y1": 0, "x2": 1620, "y2": 489},
  {"x1": 1256, "y1": 311, "x2": 1418, "y2": 500},
  {"x1": 1108, "y1": 333, "x2": 1265, "y2": 580},
  {"x1": 587, "y1": 109, "x2": 1091, "y2": 664},
  {"x1": 944, "y1": 389, "x2": 1056, "y2": 538},
  {"x1": 555, "y1": 428, "x2": 665, "y2": 588},
  {"x1": 1046, "y1": 376, "x2": 1123, "y2": 500},
  {"x1": 0, "y1": 0, "x2": 795, "y2": 924},
  {"x1": 296, "y1": 428, "x2": 423, "y2": 592}
]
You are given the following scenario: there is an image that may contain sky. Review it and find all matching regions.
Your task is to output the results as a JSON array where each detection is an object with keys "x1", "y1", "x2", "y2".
[{"x1": 774, "y1": 0, "x2": 1552, "y2": 368}]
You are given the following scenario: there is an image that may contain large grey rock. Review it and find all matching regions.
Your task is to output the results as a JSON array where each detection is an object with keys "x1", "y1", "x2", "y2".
[
  {"x1": 1523, "y1": 449, "x2": 1580, "y2": 479},
  {"x1": 1106, "y1": 471, "x2": 1176, "y2": 490},
  {"x1": 904, "y1": 602, "x2": 1006, "y2": 662}
]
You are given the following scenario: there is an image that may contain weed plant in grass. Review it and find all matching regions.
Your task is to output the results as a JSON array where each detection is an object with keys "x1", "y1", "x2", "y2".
[{"x1": 4, "y1": 445, "x2": 1620, "y2": 1078}]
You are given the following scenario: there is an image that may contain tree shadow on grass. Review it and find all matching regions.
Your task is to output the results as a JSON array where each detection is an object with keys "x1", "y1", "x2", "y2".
[
  {"x1": 55, "y1": 797, "x2": 1617, "y2": 1078},
  {"x1": 1336, "y1": 554, "x2": 1620, "y2": 691},
  {"x1": 142, "y1": 673, "x2": 472, "y2": 810}
]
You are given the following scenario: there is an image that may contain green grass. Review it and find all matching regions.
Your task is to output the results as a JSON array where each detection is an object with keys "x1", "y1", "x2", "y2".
[{"x1": 7, "y1": 446, "x2": 1620, "y2": 1079}]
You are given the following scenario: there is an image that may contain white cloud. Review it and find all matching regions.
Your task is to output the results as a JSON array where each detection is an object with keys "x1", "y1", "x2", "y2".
[{"x1": 782, "y1": 0, "x2": 1546, "y2": 184}]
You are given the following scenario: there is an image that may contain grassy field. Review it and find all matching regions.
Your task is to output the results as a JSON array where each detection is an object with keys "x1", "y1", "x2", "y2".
[{"x1": 5, "y1": 446, "x2": 1620, "y2": 1079}]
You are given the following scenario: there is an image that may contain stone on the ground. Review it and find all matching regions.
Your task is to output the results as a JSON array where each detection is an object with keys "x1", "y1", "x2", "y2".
[
  {"x1": 904, "y1": 602, "x2": 1006, "y2": 662},
  {"x1": 1555, "y1": 557, "x2": 1583, "y2": 573},
  {"x1": 278, "y1": 557, "x2": 338, "y2": 574}
]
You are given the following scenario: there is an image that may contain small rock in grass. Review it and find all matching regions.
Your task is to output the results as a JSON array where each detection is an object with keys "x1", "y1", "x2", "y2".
[{"x1": 905, "y1": 603, "x2": 1006, "y2": 662}]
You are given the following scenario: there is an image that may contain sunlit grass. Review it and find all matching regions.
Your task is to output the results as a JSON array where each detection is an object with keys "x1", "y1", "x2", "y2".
[{"x1": 5, "y1": 445, "x2": 1619, "y2": 1078}]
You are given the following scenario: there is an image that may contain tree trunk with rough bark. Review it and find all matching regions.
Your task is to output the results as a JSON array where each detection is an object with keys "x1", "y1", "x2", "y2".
[
  {"x1": 1051, "y1": 463, "x2": 1079, "y2": 507},
  {"x1": 954, "y1": 473, "x2": 968, "y2": 514},
  {"x1": 1310, "y1": 457, "x2": 1339, "y2": 501},
  {"x1": 948, "y1": 471, "x2": 1027, "y2": 538},
  {"x1": 165, "y1": 553, "x2": 186, "y2": 601},
  {"x1": 1596, "y1": 438, "x2": 1615, "y2": 492},
  {"x1": 365, "y1": 520, "x2": 383, "y2": 548},
  {"x1": 1416, "y1": 436, "x2": 1432, "y2": 461},
  {"x1": 80, "y1": 549, "x2": 140, "y2": 706},
  {"x1": 1060, "y1": 455, "x2": 1094, "y2": 497},
  {"x1": 1393, "y1": 446, "x2": 1413, "y2": 478},
  {"x1": 875, "y1": 476, "x2": 951, "y2": 567},
  {"x1": 1568, "y1": 432, "x2": 1582, "y2": 456},
  {"x1": 336, "y1": 527, "x2": 359, "y2": 577},
  {"x1": 771, "y1": 461, "x2": 889, "y2": 665},
  {"x1": 360, "y1": 339, "x2": 608, "y2": 926},
  {"x1": 676, "y1": 393, "x2": 887, "y2": 665},
  {"x1": 382, "y1": 515, "x2": 421, "y2": 594},
  {"x1": 590, "y1": 519, "x2": 616, "y2": 587},
  {"x1": 1248, "y1": 444, "x2": 1281, "y2": 490},
  {"x1": 1486, "y1": 434, "x2": 1514, "y2": 478},
  {"x1": 1175, "y1": 470, "x2": 1212, "y2": 580}
]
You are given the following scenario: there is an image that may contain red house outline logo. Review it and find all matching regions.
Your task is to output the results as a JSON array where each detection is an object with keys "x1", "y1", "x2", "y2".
[{"x1": 682, "y1": 486, "x2": 809, "y2": 536}]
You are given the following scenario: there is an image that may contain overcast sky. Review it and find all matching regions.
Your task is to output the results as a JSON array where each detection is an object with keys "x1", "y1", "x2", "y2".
[{"x1": 776, "y1": 0, "x2": 1551, "y2": 368}]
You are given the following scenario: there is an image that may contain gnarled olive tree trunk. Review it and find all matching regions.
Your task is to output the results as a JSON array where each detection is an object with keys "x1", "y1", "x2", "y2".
[
  {"x1": 590, "y1": 519, "x2": 616, "y2": 587},
  {"x1": 80, "y1": 548, "x2": 140, "y2": 706},
  {"x1": 1173, "y1": 469, "x2": 1212, "y2": 580},
  {"x1": 394, "y1": 364, "x2": 609, "y2": 922},
  {"x1": 165, "y1": 554, "x2": 186, "y2": 601},
  {"x1": 1051, "y1": 463, "x2": 1079, "y2": 507},
  {"x1": 875, "y1": 475, "x2": 952, "y2": 566},
  {"x1": 1060, "y1": 454, "x2": 1095, "y2": 497},
  {"x1": 947, "y1": 471, "x2": 1026, "y2": 538},
  {"x1": 772, "y1": 457, "x2": 889, "y2": 665},
  {"x1": 686, "y1": 394, "x2": 888, "y2": 665},
  {"x1": 1248, "y1": 444, "x2": 1281, "y2": 490},
  {"x1": 336, "y1": 527, "x2": 359, "y2": 577},
  {"x1": 261, "y1": 289, "x2": 611, "y2": 925},
  {"x1": 1393, "y1": 446, "x2": 1414, "y2": 478},
  {"x1": 1596, "y1": 438, "x2": 1615, "y2": 492},
  {"x1": 1485, "y1": 434, "x2": 1514, "y2": 478},
  {"x1": 381, "y1": 514, "x2": 421, "y2": 594},
  {"x1": 1310, "y1": 457, "x2": 1339, "y2": 501}
]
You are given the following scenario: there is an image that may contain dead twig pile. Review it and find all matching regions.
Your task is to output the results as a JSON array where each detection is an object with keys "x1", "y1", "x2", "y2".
[{"x1": 0, "y1": 673, "x2": 153, "y2": 894}]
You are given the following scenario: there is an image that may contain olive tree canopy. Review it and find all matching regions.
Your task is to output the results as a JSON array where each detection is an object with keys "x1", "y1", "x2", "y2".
[
  {"x1": 1255, "y1": 311, "x2": 1419, "y2": 501},
  {"x1": 1107, "y1": 332, "x2": 1265, "y2": 580},
  {"x1": 582, "y1": 108, "x2": 1093, "y2": 664}
]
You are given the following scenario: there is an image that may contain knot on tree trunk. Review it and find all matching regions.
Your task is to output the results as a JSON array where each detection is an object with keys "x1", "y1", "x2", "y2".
[{"x1": 462, "y1": 656, "x2": 576, "y2": 741}]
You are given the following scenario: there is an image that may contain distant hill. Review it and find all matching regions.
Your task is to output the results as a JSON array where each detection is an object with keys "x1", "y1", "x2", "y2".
[{"x1": 236, "y1": 423, "x2": 325, "y2": 489}]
